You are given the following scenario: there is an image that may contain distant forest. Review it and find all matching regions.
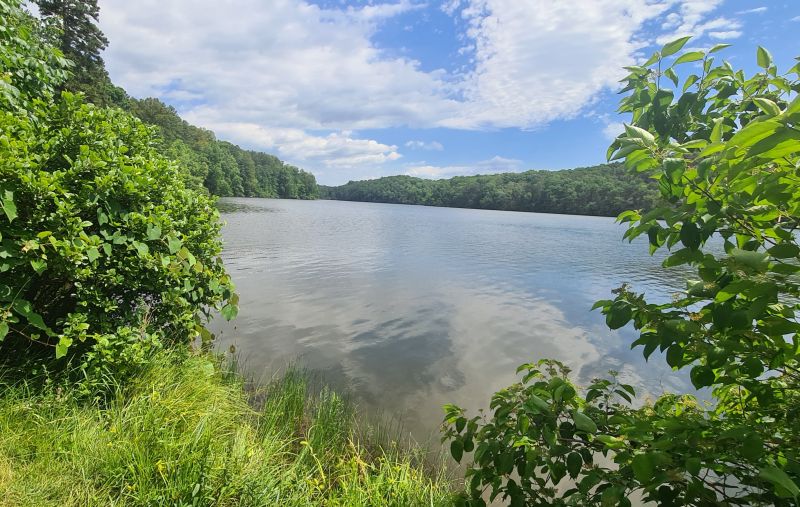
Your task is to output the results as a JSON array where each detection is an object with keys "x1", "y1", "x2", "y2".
[
  {"x1": 320, "y1": 164, "x2": 660, "y2": 217},
  {"x1": 124, "y1": 98, "x2": 318, "y2": 199}
]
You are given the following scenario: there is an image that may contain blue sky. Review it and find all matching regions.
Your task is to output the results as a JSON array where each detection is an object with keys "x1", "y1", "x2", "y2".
[{"x1": 99, "y1": 0, "x2": 799, "y2": 185}]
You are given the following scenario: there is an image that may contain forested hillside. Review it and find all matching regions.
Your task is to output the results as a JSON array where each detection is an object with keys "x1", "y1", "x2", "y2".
[
  {"x1": 34, "y1": 3, "x2": 318, "y2": 199},
  {"x1": 124, "y1": 98, "x2": 318, "y2": 198},
  {"x1": 320, "y1": 164, "x2": 659, "y2": 217}
]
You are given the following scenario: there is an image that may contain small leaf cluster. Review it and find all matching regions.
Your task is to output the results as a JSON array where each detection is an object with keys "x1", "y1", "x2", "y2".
[
  {"x1": 0, "y1": 0, "x2": 70, "y2": 111},
  {"x1": 0, "y1": 0, "x2": 235, "y2": 378},
  {"x1": 445, "y1": 40, "x2": 800, "y2": 506}
]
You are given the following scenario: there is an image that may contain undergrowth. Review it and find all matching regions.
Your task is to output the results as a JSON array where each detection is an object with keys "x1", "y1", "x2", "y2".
[{"x1": 0, "y1": 352, "x2": 454, "y2": 506}]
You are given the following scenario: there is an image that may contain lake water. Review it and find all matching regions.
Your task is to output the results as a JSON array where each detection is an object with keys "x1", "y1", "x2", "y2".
[{"x1": 211, "y1": 198, "x2": 691, "y2": 443}]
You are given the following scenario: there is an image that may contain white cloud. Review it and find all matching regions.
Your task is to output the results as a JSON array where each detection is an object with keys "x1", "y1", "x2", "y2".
[
  {"x1": 99, "y1": 0, "x2": 733, "y2": 177},
  {"x1": 792, "y1": 15, "x2": 800, "y2": 22},
  {"x1": 405, "y1": 155, "x2": 523, "y2": 178},
  {"x1": 184, "y1": 118, "x2": 402, "y2": 170},
  {"x1": 736, "y1": 7, "x2": 767, "y2": 15},
  {"x1": 655, "y1": 0, "x2": 741, "y2": 43},
  {"x1": 444, "y1": 0, "x2": 677, "y2": 128},
  {"x1": 708, "y1": 30, "x2": 741, "y2": 39},
  {"x1": 602, "y1": 121, "x2": 625, "y2": 141},
  {"x1": 405, "y1": 140, "x2": 444, "y2": 151}
]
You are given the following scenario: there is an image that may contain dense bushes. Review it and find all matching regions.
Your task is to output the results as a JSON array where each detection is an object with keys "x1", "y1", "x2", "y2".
[
  {"x1": 0, "y1": 0, "x2": 234, "y2": 377},
  {"x1": 444, "y1": 41, "x2": 800, "y2": 505},
  {"x1": 320, "y1": 164, "x2": 660, "y2": 217}
]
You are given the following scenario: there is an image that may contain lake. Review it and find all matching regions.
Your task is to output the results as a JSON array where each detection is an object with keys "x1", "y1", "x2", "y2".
[{"x1": 211, "y1": 197, "x2": 691, "y2": 443}]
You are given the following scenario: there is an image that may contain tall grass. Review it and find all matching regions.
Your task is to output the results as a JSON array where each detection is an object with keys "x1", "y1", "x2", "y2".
[{"x1": 0, "y1": 352, "x2": 454, "y2": 506}]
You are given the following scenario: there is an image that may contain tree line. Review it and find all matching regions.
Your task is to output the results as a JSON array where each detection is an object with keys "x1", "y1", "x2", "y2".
[
  {"x1": 320, "y1": 164, "x2": 660, "y2": 217},
  {"x1": 34, "y1": 0, "x2": 318, "y2": 200}
]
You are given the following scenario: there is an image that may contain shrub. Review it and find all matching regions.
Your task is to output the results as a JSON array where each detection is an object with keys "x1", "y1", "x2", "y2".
[
  {"x1": 444, "y1": 40, "x2": 800, "y2": 506},
  {"x1": 0, "y1": 0, "x2": 235, "y2": 378}
]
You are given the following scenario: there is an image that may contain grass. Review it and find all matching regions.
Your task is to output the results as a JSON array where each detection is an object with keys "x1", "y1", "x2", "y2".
[{"x1": 0, "y1": 351, "x2": 455, "y2": 506}]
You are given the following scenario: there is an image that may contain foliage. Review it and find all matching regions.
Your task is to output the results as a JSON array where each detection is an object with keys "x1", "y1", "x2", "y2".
[
  {"x1": 0, "y1": 0, "x2": 69, "y2": 110},
  {"x1": 0, "y1": 350, "x2": 453, "y2": 506},
  {"x1": 443, "y1": 40, "x2": 800, "y2": 505},
  {"x1": 0, "y1": 0, "x2": 235, "y2": 377},
  {"x1": 321, "y1": 164, "x2": 660, "y2": 217},
  {"x1": 34, "y1": 0, "x2": 126, "y2": 107}
]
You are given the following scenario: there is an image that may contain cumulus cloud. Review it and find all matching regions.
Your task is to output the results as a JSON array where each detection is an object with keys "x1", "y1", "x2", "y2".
[
  {"x1": 405, "y1": 155, "x2": 523, "y2": 178},
  {"x1": 602, "y1": 121, "x2": 625, "y2": 141},
  {"x1": 405, "y1": 140, "x2": 444, "y2": 151},
  {"x1": 99, "y1": 0, "x2": 734, "y2": 176},
  {"x1": 184, "y1": 118, "x2": 402, "y2": 170},
  {"x1": 655, "y1": 0, "x2": 741, "y2": 43}
]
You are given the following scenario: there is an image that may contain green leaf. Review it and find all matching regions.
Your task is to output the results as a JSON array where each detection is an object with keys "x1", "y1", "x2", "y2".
[
  {"x1": 606, "y1": 301, "x2": 632, "y2": 330},
  {"x1": 55, "y1": 336, "x2": 72, "y2": 359},
  {"x1": 1, "y1": 190, "x2": 17, "y2": 222},
  {"x1": 753, "y1": 98, "x2": 781, "y2": 116},
  {"x1": 146, "y1": 225, "x2": 162, "y2": 241},
  {"x1": 759, "y1": 466, "x2": 799, "y2": 498},
  {"x1": 168, "y1": 237, "x2": 182, "y2": 254},
  {"x1": 450, "y1": 439, "x2": 464, "y2": 463},
  {"x1": 567, "y1": 452, "x2": 583, "y2": 479},
  {"x1": 666, "y1": 344, "x2": 684, "y2": 368},
  {"x1": 741, "y1": 434, "x2": 763, "y2": 460},
  {"x1": 632, "y1": 453, "x2": 655, "y2": 483},
  {"x1": 682, "y1": 74, "x2": 700, "y2": 92},
  {"x1": 136, "y1": 242, "x2": 149, "y2": 257},
  {"x1": 525, "y1": 394, "x2": 551, "y2": 414},
  {"x1": 709, "y1": 43, "x2": 730, "y2": 53},
  {"x1": 690, "y1": 365, "x2": 715, "y2": 388},
  {"x1": 756, "y1": 46, "x2": 773, "y2": 69},
  {"x1": 596, "y1": 434, "x2": 626, "y2": 450},
  {"x1": 86, "y1": 247, "x2": 100, "y2": 263},
  {"x1": 624, "y1": 124, "x2": 656, "y2": 144},
  {"x1": 220, "y1": 303, "x2": 238, "y2": 321},
  {"x1": 0, "y1": 321, "x2": 8, "y2": 341},
  {"x1": 572, "y1": 410, "x2": 598, "y2": 434},
  {"x1": 727, "y1": 120, "x2": 780, "y2": 149},
  {"x1": 767, "y1": 243, "x2": 800, "y2": 259},
  {"x1": 30, "y1": 259, "x2": 47, "y2": 274},
  {"x1": 680, "y1": 221, "x2": 701, "y2": 250},
  {"x1": 710, "y1": 117, "x2": 724, "y2": 143},
  {"x1": 673, "y1": 51, "x2": 704, "y2": 65},
  {"x1": 661, "y1": 36, "x2": 692, "y2": 57},
  {"x1": 686, "y1": 457, "x2": 702, "y2": 476},
  {"x1": 12, "y1": 300, "x2": 50, "y2": 333},
  {"x1": 784, "y1": 95, "x2": 800, "y2": 118}
]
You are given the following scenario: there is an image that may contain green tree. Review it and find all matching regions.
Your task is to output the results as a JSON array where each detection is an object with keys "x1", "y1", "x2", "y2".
[
  {"x1": 443, "y1": 40, "x2": 800, "y2": 506},
  {"x1": 0, "y1": 0, "x2": 236, "y2": 380},
  {"x1": 35, "y1": 0, "x2": 123, "y2": 105}
]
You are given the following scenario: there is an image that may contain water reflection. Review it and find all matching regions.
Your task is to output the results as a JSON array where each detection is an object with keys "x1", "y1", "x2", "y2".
[{"x1": 211, "y1": 198, "x2": 691, "y2": 442}]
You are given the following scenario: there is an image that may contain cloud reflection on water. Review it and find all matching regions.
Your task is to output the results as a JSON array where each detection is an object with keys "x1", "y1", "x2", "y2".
[{"x1": 211, "y1": 198, "x2": 691, "y2": 441}]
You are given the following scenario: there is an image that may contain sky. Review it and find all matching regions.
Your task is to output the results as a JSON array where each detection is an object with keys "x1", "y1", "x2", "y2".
[{"x1": 97, "y1": 0, "x2": 800, "y2": 185}]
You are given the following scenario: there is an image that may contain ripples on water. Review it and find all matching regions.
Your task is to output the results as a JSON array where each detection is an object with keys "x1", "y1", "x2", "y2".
[{"x1": 211, "y1": 198, "x2": 693, "y2": 442}]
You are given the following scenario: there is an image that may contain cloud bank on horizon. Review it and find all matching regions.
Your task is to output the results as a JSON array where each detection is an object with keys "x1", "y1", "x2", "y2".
[{"x1": 99, "y1": 0, "x2": 798, "y2": 184}]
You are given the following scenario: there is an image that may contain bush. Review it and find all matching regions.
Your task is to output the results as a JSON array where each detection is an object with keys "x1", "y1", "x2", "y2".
[
  {"x1": 0, "y1": 0, "x2": 235, "y2": 378},
  {"x1": 444, "y1": 40, "x2": 800, "y2": 506}
]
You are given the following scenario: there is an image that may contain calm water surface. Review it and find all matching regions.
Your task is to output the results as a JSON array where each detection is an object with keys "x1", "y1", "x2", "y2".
[{"x1": 211, "y1": 198, "x2": 690, "y2": 442}]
